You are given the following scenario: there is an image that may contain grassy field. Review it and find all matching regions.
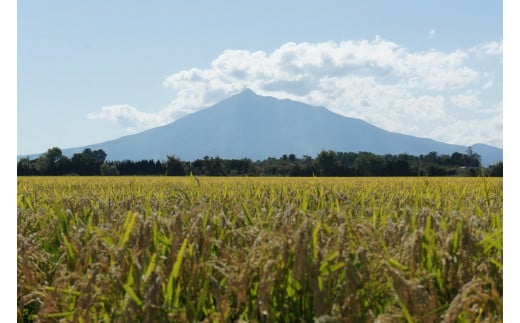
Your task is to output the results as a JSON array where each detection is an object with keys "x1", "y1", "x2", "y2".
[{"x1": 17, "y1": 176, "x2": 502, "y2": 322}]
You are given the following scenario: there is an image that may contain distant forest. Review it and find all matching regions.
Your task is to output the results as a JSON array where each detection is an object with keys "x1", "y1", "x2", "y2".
[{"x1": 18, "y1": 147, "x2": 503, "y2": 177}]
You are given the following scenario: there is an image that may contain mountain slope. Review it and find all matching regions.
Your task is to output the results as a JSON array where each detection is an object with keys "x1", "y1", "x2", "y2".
[{"x1": 41, "y1": 89, "x2": 502, "y2": 165}]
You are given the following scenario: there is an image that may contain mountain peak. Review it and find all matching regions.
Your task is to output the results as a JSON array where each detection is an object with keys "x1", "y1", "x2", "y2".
[
  {"x1": 49, "y1": 91, "x2": 502, "y2": 165},
  {"x1": 234, "y1": 88, "x2": 257, "y2": 97}
]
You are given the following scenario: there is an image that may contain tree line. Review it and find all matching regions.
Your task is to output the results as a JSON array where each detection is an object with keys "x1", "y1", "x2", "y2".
[{"x1": 17, "y1": 147, "x2": 503, "y2": 177}]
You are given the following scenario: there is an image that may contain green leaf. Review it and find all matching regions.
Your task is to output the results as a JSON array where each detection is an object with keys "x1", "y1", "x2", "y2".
[
  {"x1": 143, "y1": 253, "x2": 157, "y2": 281},
  {"x1": 388, "y1": 258, "x2": 408, "y2": 271},
  {"x1": 119, "y1": 211, "x2": 138, "y2": 248},
  {"x1": 123, "y1": 283, "x2": 143, "y2": 308},
  {"x1": 312, "y1": 222, "x2": 321, "y2": 260},
  {"x1": 328, "y1": 262, "x2": 346, "y2": 273},
  {"x1": 165, "y1": 238, "x2": 189, "y2": 308}
]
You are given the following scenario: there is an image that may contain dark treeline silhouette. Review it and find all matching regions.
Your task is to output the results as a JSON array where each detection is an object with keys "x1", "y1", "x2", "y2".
[
  {"x1": 18, "y1": 147, "x2": 503, "y2": 177},
  {"x1": 18, "y1": 148, "x2": 107, "y2": 176}
]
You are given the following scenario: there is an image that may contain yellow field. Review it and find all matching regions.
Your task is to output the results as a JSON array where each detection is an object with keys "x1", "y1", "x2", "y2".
[{"x1": 17, "y1": 176, "x2": 502, "y2": 322}]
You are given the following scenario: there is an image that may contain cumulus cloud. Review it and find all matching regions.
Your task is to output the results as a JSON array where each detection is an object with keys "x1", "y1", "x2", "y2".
[
  {"x1": 471, "y1": 41, "x2": 503, "y2": 56},
  {"x1": 88, "y1": 38, "x2": 502, "y2": 147},
  {"x1": 430, "y1": 113, "x2": 503, "y2": 148},
  {"x1": 86, "y1": 105, "x2": 167, "y2": 132},
  {"x1": 451, "y1": 91, "x2": 482, "y2": 110}
]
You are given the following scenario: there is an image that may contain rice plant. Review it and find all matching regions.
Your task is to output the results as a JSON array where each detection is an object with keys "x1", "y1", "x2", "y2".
[{"x1": 17, "y1": 176, "x2": 502, "y2": 322}]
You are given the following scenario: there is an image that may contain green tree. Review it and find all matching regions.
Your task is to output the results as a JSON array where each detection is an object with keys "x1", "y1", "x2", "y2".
[
  {"x1": 488, "y1": 162, "x2": 503, "y2": 177},
  {"x1": 166, "y1": 155, "x2": 186, "y2": 176},
  {"x1": 315, "y1": 150, "x2": 340, "y2": 176},
  {"x1": 17, "y1": 157, "x2": 35, "y2": 175},
  {"x1": 354, "y1": 152, "x2": 385, "y2": 176},
  {"x1": 465, "y1": 146, "x2": 481, "y2": 167},
  {"x1": 34, "y1": 154, "x2": 51, "y2": 174},
  {"x1": 71, "y1": 148, "x2": 107, "y2": 175},
  {"x1": 100, "y1": 163, "x2": 119, "y2": 176},
  {"x1": 34, "y1": 147, "x2": 66, "y2": 175}
]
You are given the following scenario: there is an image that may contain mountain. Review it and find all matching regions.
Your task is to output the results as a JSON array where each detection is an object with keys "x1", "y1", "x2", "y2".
[{"x1": 26, "y1": 89, "x2": 503, "y2": 166}]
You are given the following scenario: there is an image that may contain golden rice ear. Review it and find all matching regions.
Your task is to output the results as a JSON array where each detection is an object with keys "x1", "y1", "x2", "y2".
[
  {"x1": 387, "y1": 267, "x2": 440, "y2": 323},
  {"x1": 443, "y1": 278, "x2": 502, "y2": 322},
  {"x1": 17, "y1": 177, "x2": 502, "y2": 322}
]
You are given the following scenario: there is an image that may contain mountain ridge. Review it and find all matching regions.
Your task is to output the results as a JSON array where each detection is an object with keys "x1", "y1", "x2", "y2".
[{"x1": 21, "y1": 90, "x2": 502, "y2": 166}]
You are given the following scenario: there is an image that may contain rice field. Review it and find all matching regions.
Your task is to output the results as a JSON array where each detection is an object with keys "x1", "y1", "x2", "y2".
[{"x1": 17, "y1": 176, "x2": 502, "y2": 322}]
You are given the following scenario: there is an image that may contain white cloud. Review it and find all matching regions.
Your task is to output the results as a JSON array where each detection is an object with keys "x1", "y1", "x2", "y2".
[
  {"x1": 402, "y1": 50, "x2": 478, "y2": 91},
  {"x1": 429, "y1": 113, "x2": 503, "y2": 148},
  {"x1": 428, "y1": 28, "x2": 436, "y2": 38},
  {"x1": 482, "y1": 80, "x2": 494, "y2": 90},
  {"x1": 471, "y1": 41, "x2": 503, "y2": 56},
  {"x1": 86, "y1": 104, "x2": 177, "y2": 133},
  {"x1": 451, "y1": 91, "x2": 482, "y2": 110},
  {"x1": 88, "y1": 38, "x2": 502, "y2": 147}
]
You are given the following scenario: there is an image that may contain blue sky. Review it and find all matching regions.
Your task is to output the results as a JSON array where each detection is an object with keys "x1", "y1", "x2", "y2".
[{"x1": 17, "y1": 1, "x2": 504, "y2": 155}]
